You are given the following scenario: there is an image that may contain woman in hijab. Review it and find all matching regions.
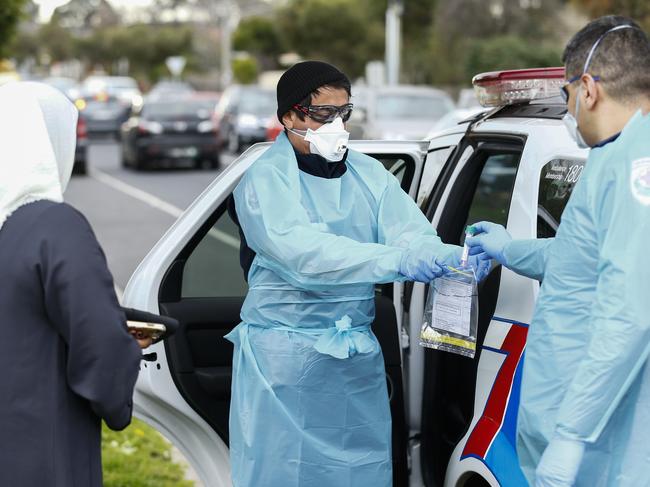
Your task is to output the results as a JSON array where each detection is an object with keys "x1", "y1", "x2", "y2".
[{"x1": 0, "y1": 82, "x2": 146, "y2": 486}]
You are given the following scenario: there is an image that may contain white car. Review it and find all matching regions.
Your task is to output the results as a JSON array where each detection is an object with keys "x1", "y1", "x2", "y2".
[{"x1": 124, "y1": 67, "x2": 587, "y2": 486}]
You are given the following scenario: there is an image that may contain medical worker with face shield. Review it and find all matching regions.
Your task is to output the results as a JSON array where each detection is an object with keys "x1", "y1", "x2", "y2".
[
  {"x1": 465, "y1": 16, "x2": 650, "y2": 487},
  {"x1": 226, "y1": 61, "x2": 490, "y2": 486}
]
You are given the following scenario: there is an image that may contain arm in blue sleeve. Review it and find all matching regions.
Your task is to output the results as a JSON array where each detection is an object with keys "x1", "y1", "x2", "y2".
[
  {"x1": 41, "y1": 205, "x2": 141, "y2": 431},
  {"x1": 234, "y1": 163, "x2": 407, "y2": 288},
  {"x1": 502, "y1": 238, "x2": 555, "y2": 281},
  {"x1": 555, "y1": 171, "x2": 650, "y2": 443},
  {"x1": 377, "y1": 172, "x2": 458, "y2": 261}
]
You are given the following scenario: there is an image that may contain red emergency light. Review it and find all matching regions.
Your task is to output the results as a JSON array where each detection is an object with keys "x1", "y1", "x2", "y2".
[{"x1": 472, "y1": 67, "x2": 566, "y2": 107}]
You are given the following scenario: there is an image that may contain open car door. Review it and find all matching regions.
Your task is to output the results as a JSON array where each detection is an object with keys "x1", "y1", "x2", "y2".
[{"x1": 123, "y1": 139, "x2": 435, "y2": 486}]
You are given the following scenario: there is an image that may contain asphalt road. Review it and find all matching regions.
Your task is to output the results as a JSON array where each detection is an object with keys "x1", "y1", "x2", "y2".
[{"x1": 65, "y1": 140, "x2": 236, "y2": 289}]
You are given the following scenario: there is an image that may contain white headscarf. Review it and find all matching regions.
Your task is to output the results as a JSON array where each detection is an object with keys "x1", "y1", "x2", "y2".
[{"x1": 0, "y1": 81, "x2": 78, "y2": 230}]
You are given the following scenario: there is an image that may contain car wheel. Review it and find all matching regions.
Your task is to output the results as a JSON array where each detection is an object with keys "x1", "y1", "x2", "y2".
[
  {"x1": 228, "y1": 132, "x2": 240, "y2": 153},
  {"x1": 133, "y1": 156, "x2": 148, "y2": 171},
  {"x1": 74, "y1": 160, "x2": 87, "y2": 175},
  {"x1": 121, "y1": 149, "x2": 130, "y2": 168},
  {"x1": 195, "y1": 156, "x2": 220, "y2": 170}
]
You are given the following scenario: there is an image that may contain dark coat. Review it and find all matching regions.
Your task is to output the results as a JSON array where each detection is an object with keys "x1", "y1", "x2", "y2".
[{"x1": 0, "y1": 201, "x2": 141, "y2": 487}]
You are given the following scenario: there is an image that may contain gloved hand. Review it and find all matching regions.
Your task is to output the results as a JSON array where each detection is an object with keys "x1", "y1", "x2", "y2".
[
  {"x1": 399, "y1": 248, "x2": 444, "y2": 283},
  {"x1": 445, "y1": 247, "x2": 492, "y2": 282},
  {"x1": 535, "y1": 435, "x2": 586, "y2": 487},
  {"x1": 464, "y1": 221, "x2": 512, "y2": 266}
]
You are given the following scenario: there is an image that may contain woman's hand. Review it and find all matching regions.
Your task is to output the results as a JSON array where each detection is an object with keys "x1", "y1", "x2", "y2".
[{"x1": 129, "y1": 329, "x2": 154, "y2": 349}]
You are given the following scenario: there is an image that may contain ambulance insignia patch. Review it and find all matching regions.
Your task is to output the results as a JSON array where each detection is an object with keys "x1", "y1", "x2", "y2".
[{"x1": 631, "y1": 158, "x2": 650, "y2": 206}]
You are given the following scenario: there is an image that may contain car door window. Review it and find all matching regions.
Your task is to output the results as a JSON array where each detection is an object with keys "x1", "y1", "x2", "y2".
[
  {"x1": 181, "y1": 207, "x2": 248, "y2": 298},
  {"x1": 464, "y1": 151, "x2": 520, "y2": 229},
  {"x1": 417, "y1": 146, "x2": 454, "y2": 207},
  {"x1": 537, "y1": 158, "x2": 586, "y2": 238}
]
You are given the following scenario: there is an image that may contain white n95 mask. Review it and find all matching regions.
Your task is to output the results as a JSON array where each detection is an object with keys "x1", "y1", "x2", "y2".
[{"x1": 290, "y1": 117, "x2": 349, "y2": 162}]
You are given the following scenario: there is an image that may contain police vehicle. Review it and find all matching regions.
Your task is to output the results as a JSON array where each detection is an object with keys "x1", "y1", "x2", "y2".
[{"x1": 124, "y1": 67, "x2": 587, "y2": 487}]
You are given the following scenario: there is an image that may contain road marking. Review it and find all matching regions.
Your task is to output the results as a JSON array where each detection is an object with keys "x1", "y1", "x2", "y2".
[
  {"x1": 90, "y1": 169, "x2": 239, "y2": 250},
  {"x1": 91, "y1": 169, "x2": 183, "y2": 218}
]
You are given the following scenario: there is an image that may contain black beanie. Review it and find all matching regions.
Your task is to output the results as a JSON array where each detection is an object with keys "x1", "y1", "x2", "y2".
[{"x1": 276, "y1": 61, "x2": 350, "y2": 122}]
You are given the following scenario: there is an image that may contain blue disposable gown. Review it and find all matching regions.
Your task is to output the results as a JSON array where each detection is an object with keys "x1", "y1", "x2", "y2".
[
  {"x1": 227, "y1": 132, "x2": 456, "y2": 486},
  {"x1": 501, "y1": 111, "x2": 650, "y2": 486}
]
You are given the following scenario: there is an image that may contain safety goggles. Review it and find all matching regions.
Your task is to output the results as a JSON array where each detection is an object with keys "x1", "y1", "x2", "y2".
[
  {"x1": 292, "y1": 103, "x2": 354, "y2": 123},
  {"x1": 560, "y1": 74, "x2": 600, "y2": 104}
]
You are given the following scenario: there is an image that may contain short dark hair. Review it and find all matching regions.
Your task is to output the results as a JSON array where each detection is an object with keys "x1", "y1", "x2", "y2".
[
  {"x1": 292, "y1": 79, "x2": 352, "y2": 122},
  {"x1": 562, "y1": 15, "x2": 650, "y2": 102}
]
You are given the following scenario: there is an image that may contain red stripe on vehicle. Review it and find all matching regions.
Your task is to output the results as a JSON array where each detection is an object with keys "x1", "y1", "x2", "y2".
[{"x1": 462, "y1": 325, "x2": 528, "y2": 458}]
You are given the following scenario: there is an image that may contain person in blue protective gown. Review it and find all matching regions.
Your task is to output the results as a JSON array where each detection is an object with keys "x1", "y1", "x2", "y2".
[
  {"x1": 466, "y1": 17, "x2": 650, "y2": 487},
  {"x1": 226, "y1": 61, "x2": 490, "y2": 487}
]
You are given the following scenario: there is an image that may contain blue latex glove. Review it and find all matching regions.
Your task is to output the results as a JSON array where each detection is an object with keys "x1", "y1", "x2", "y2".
[
  {"x1": 444, "y1": 247, "x2": 492, "y2": 282},
  {"x1": 464, "y1": 221, "x2": 512, "y2": 266},
  {"x1": 399, "y1": 248, "x2": 444, "y2": 283},
  {"x1": 535, "y1": 436, "x2": 585, "y2": 487}
]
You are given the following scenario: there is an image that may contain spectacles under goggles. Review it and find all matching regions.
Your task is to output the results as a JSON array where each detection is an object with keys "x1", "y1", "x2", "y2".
[{"x1": 560, "y1": 74, "x2": 601, "y2": 104}]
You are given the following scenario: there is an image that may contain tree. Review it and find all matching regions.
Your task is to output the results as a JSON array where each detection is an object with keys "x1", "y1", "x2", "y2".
[
  {"x1": 464, "y1": 35, "x2": 561, "y2": 78},
  {"x1": 51, "y1": 0, "x2": 120, "y2": 34},
  {"x1": 232, "y1": 56, "x2": 259, "y2": 83},
  {"x1": 233, "y1": 16, "x2": 285, "y2": 69},
  {"x1": 0, "y1": 0, "x2": 27, "y2": 60},
  {"x1": 571, "y1": 0, "x2": 650, "y2": 29},
  {"x1": 278, "y1": 0, "x2": 384, "y2": 78}
]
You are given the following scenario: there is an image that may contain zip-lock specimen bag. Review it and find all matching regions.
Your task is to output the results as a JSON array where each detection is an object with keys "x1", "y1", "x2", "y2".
[
  {"x1": 420, "y1": 266, "x2": 478, "y2": 358},
  {"x1": 420, "y1": 225, "x2": 479, "y2": 358}
]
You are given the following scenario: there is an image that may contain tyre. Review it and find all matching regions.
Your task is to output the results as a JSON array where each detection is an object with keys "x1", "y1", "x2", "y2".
[
  {"x1": 73, "y1": 160, "x2": 87, "y2": 175},
  {"x1": 228, "y1": 131, "x2": 240, "y2": 153}
]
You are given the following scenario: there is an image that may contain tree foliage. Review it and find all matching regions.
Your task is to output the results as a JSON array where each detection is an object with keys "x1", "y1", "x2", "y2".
[
  {"x1": 232, "y1": 56, "x2": 259, "y2": 84},
  {"x1": 277, "y1": 0, "x2": 384, "y2": 78},
  {"x1": 0, "y1": 0, "x2": 27, "y2": 60},
  {"x1": 571, "y1": 0, "x2": 650, "y2": 29},
  {"x1": 233, "y1": 16, "x2": 285, "y2": 69}
]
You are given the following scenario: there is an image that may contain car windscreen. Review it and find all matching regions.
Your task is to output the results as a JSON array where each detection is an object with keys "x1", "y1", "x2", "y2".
[
  {"x1": 142, "y1": 100, "x2": 217, "y2": 119},
  {"x1": 84, "y1": 77, "x2": 137, "y2": 93},
  {"x1": 376, "y1": 94, "x2": 451, "y2": 120},
  {"x1": 238, "y1": 90, "x2": 276, "y2": 116}
]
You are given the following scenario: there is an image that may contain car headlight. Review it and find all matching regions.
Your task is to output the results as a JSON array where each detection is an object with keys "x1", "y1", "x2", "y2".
[
  {"x1": 139, "y1": 121, "x2": 164, "y2": 135},
  {"x1": 197, "y1": 120, "x2": 215, "y2": 133},
  {"x1": 237, "y1": 114, "x2": 259, "y2": 128}
]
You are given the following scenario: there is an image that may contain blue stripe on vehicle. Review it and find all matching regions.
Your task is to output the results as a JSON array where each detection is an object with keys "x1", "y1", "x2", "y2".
[{"x1": 493, "y1": 316, "x2": 530, "y2": 327}]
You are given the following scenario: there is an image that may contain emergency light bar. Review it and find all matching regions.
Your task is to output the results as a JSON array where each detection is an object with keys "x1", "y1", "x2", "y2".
[{"x1": 472, "y1": 67, "x2": 566, "y2": 107}]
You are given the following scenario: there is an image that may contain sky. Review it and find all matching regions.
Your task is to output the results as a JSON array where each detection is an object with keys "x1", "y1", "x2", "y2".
[{"x1": 34, "y1": 0, "x2": 154, "y2": 22}]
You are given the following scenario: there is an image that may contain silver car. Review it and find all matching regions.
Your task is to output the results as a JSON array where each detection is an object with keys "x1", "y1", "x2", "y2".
[{"x1": 347, "y1": 85, "x2": 454, "y2": 140}]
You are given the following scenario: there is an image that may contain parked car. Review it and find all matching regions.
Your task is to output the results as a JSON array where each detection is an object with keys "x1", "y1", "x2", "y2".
[
  {"x1": 73, "y1": 114, "x2": 88, "y2": 175},
  {"x1": 265, "y1": 116, "x2": 284, "y2": 141},
  {"x1": 425, "y1": 106, "x2": 487, "y2": 139},
  {"x1": 347, "y1": 85, "x2": 455, "y2": 140},
  {"x1": 147, "y1": 80, "x2": 195, "y2": 101},
  {"x1": 42, "y1": 76, "x2": 81, "y2": 101},
  {"x1": 214, "y1": 85, "x2": 276, "y2": 153},
  {"x1": 120, "y1": 92, "x2": 221, "y2": 170},
  {"x1": 123, "y1": 67, "x2": 586, "y2": 486},
  {"x1": 75, "y1": 91, "x2": 132, "y2": 139},
  {"x1": 82, "y1": 75, "x2": 143, "y2": 111}
]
